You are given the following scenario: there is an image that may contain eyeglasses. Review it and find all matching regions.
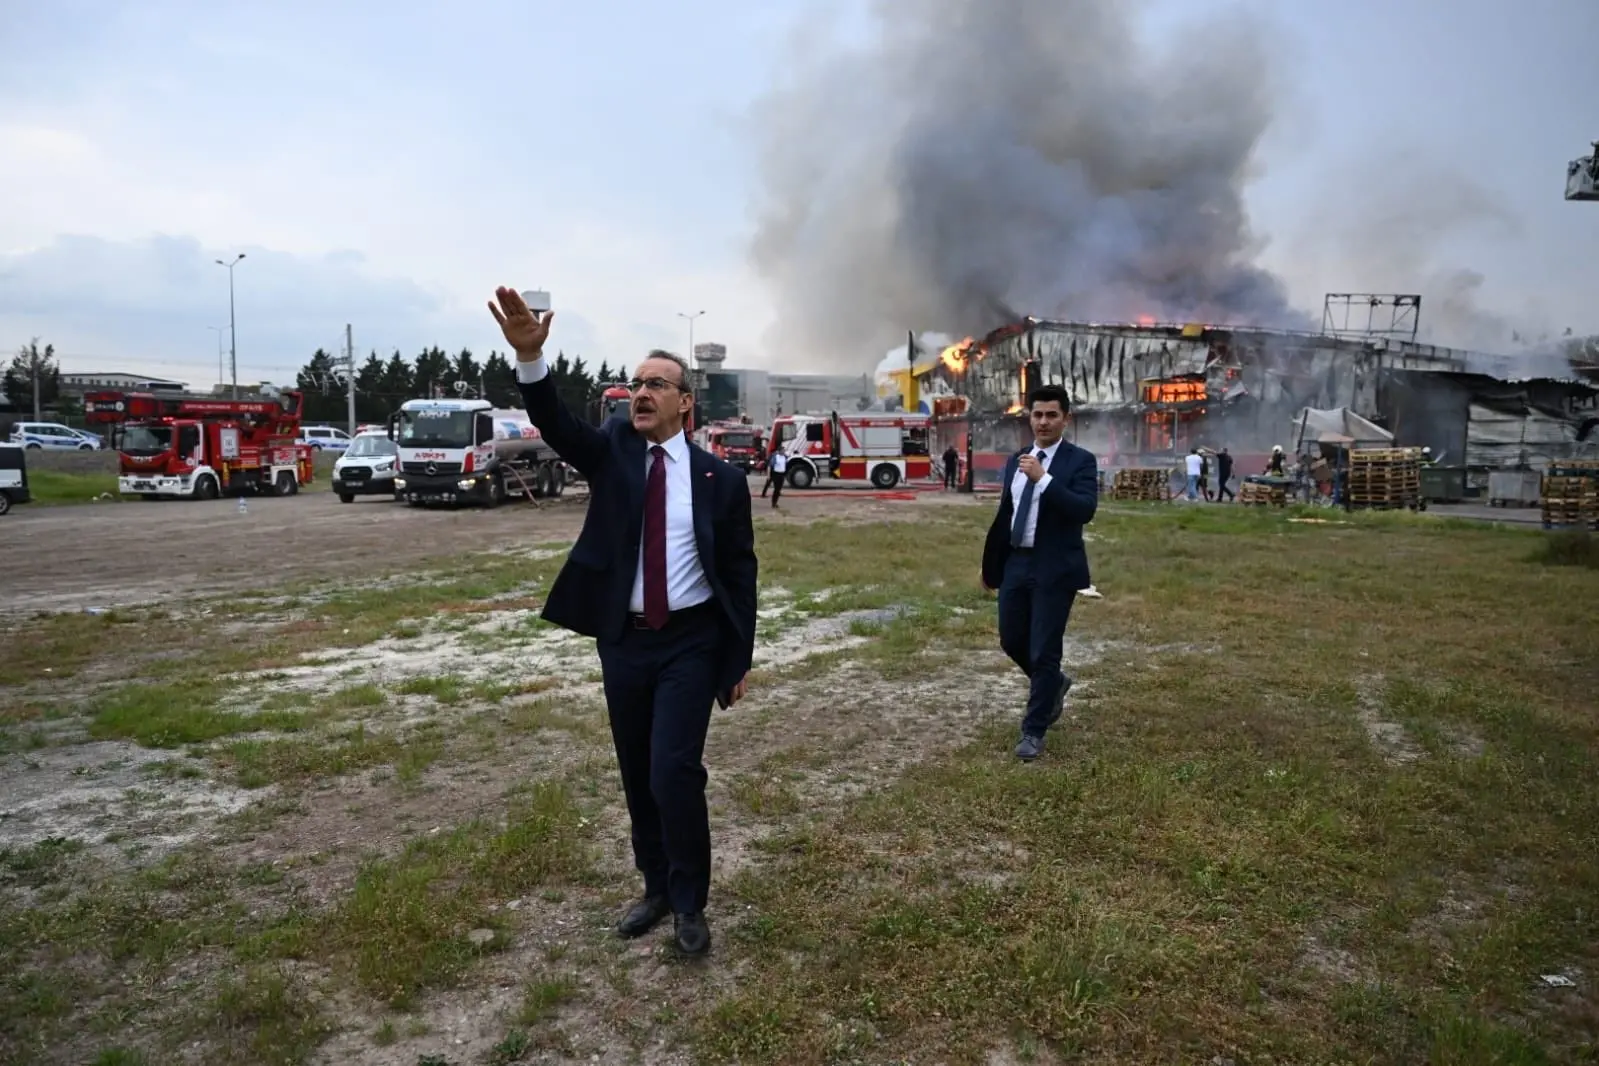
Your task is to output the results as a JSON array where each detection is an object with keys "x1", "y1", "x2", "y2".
[{"x1": 628, "y1": 377, "x2": 686, "y2": 393}]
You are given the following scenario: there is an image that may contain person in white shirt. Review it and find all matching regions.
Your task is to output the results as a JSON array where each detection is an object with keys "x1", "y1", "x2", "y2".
[
  {"x1": 762, "y1": 449, "x2": 788, "y2": 508},
  {"x1": 1184, "y1": 448, "x2": 1202, "y2": 500},
  {"x1": 489, "y1": 288, "x2": 758, "y2": 957},
  {"x1": 979, "y1": 385, "x2": 1100, "y2": 761}
]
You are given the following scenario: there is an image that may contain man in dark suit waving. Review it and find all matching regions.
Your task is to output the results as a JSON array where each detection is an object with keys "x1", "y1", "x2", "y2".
[
  {"x1": 488, "y1": 287, "x2": 757, "y2": 956},
  {"x1": 980, "y1": 384, "x2": 1099, "y2": 762}
]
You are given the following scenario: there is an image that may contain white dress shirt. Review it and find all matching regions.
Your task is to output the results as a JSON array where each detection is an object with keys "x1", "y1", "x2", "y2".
[
  {"x1": 517, "y1": 357, "x2": 713, "y2": 613},
  {"x1": 770, "y1": 452, "x2": 788, "y2": 474},
  {"x1": 1008, "y1": 439, "x2": 1063, "y2": 549}
]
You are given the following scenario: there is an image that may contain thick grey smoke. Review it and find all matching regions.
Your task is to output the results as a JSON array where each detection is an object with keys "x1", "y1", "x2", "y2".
[{"x1": 747, "y1": 0, "x2": 1308, "y2": 370}]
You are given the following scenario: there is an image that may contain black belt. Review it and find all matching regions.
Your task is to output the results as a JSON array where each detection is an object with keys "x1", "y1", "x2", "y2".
[{"x1": 627, "y1": 598, "x2": 718, "y2": 630}]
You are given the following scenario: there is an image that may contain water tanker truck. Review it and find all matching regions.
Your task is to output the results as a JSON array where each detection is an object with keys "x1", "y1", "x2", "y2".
[{"x1": 389, "y1": 397, "x2": 568, "y2": 507}]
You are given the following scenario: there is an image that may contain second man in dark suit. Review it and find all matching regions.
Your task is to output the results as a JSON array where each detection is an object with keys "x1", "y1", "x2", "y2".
[
  {"x1": 489, "y1": 288, "x2": 758, "y2": 956},
  {"x1": 980, "y1": 384, "x2": 1099, "y2": 762}
]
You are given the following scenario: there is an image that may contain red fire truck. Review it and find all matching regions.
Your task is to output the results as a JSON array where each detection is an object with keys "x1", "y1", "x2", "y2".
[
  {"x1": 699, "y1": 420, "x2": 763, "y2": 473},
  {"x1": 84, "y1": 388, "x2": 315, "y2": 500},
  {"x1": 766, "y1": 411, "x2": 932, "y2": 489}
]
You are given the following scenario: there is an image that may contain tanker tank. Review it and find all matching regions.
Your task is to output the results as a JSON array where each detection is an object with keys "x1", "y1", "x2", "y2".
[{"x1": 489, "y1": 408, "x2": 556, "y2": 461}]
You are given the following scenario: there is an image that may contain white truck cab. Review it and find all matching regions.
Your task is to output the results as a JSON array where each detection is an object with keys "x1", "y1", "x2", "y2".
[{"x1": 390, "y1": 397, "x2": 566, "y2": 507}]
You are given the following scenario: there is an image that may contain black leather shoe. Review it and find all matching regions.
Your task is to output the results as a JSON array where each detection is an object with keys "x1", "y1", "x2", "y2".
[
  {"x1": 673, "y1": 911, "x2": 711, "y2": 956},
  {"x1": 616, "y1": 895, "x2": 670, "y2": 939},
  {"x1": 1014, "y1": 733, "x2": 1044, "y2": 761}
]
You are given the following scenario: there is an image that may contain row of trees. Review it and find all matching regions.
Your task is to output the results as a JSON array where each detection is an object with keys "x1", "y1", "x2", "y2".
[
  {"x1": 0, "y1": 338, "x2": 623, "y2": 429},
  {"x1": 296, "y1": 347, "x2": 622, "y2": 425}
]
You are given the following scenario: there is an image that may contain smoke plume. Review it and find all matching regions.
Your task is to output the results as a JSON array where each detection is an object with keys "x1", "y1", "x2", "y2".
[{"x1": 747, "y1": 0, "x2": 1308, "y2": 370}]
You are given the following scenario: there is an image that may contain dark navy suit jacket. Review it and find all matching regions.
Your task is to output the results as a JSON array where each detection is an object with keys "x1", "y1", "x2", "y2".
[
  {"x1": 517, "y1": 375, "x2": 758, "y2": 704},
  {"x1": 981, "y1": 441, "x2": 1100, "y2": 592}
]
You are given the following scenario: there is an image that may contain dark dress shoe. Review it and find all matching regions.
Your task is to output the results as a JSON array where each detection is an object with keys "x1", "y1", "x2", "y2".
[
  {"x1": 616, "y1": 895, "x2": 670, "y2": 939},
  {"x1": 1014, "y1": 733, "x2": 1044, "y2": 761},
  {"x1": 674, "y1": 911, "x2": 711, "y2": 955}
]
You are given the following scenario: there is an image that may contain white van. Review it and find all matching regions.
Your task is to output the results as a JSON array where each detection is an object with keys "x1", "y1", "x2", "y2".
[{"x1": 332, "y1": 430, "x2": 400, "y2": 502}]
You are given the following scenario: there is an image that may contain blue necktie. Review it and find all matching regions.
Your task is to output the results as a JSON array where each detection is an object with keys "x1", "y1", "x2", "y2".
[{"x1": 1010, "y1": 450, "x2": 1047, "y2": 547}]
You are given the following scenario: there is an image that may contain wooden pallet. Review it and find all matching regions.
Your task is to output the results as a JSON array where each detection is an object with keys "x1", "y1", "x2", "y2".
[
  {"x1": 1347, "y1": 447, "x2": 1422, "y2": 509},
  {"x1": 1239, "y1": 479, "x2": 1286, "y2": 507},
  {"x1": 1109, "y1": 468, "x2": 1172, "y2": 502}
]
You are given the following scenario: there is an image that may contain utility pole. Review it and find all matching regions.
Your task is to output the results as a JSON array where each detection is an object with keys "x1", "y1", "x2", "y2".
[
  {"x1": 345, "y1": 323, "x2": 356, "y2": 436},
  {"x1": 29, "y1": 344, "x2": 41, "y2": 422},
  {"x1": 215, "y1": 253, "x2": 245, "y2": 398}
]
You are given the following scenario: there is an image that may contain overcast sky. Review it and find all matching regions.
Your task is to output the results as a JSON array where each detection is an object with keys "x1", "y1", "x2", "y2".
[{"x1": 2, "y1": 0, "x2": 1595, "y2": 388}]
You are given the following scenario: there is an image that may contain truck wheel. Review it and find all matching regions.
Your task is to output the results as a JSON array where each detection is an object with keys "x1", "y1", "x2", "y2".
[
  {"x1": 536, "y1": 465, "x2": 554, "y2": 498},
  {"x1": 788, "y1": 463, "x2": 815, "y2": 489},
  {"x1": 552, "y1": 467, "x2": 566, "y2": 497},
  {"x1": 194, "y1": 474, "x2": 220, "y2": 500},
  {"x1": 276, "y1": 471, "x2": 299, "y2": 496},
  {"x1": 870, "y1": 464, "x2": 900, "y2": 489},
  {"x1": 484, "y1": 474, "x2": 504, "y2": 508},
  {"x1": 338, "y1": 493, "x2": 355, "y2": 504},
  {"x1": 0, "y1": 493, "x2": 11, "y2": 516}
]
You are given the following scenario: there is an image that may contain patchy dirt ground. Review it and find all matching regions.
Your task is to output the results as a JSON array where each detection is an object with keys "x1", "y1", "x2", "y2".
[
  {"x1": 0, "y1": 573, "x2": 1086, "y2": 1064},
  {"x1": 0, "y1": 479, "x2": 979, "y2": 617}
]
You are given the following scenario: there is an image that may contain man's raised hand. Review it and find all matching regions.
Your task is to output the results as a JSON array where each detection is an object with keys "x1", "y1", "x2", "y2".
[{"x1": 488, "y1": 286, "x2": 554, "y2": 360}]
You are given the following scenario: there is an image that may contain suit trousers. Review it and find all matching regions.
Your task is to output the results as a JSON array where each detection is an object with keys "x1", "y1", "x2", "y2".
[
  {"x1": 596, "y1": 601, "x2": 721, "y2": 915},
  {"x1": 997, "y1": 550, "x2": 1077, "y2": 737}
]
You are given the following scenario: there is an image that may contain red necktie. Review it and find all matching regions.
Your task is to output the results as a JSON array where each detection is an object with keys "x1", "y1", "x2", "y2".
[{"x1": 644, "y1": 445, "x2": 669, "y2": 628}]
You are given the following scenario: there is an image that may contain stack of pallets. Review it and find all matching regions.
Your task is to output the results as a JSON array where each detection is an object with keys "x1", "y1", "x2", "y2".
[
  {"x1": 1347, "y1": 447, "x2": 1422, "y2": 510},
  {"x1": 1109, "y1": 468, "x2": 1171, "y2": 502},
  {"x1": 1541, "y1": 460, "x2": 1599, "y2": 530},
  {"x1": 1239, "y1": 476, "x2": 1288, "y2": 507}
]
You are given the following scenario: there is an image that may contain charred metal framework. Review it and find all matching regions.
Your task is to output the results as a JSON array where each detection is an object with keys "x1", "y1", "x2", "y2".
[
  {"x1": 1322, "y1": 293, "x2": 1421, "y2": 342},
  {"x1": 918, "y1": 319, "x2": 1493, "y2": 482},
  {"x1": 918, "y1": 317, "x2": 1598, "y2": 480}
]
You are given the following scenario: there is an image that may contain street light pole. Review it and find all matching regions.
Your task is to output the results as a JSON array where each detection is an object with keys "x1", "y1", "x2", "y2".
[
  {"x1": 215, "y1": 253, "x2": 245, "y2": 398},
  {"x1": 677, "y1": 310, "x2": 705, "y2": 374}
]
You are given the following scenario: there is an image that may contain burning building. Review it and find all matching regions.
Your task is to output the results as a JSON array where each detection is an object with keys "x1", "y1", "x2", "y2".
[{"x1": 901, "y1": 316, "x2": 1598, "y2": 489}]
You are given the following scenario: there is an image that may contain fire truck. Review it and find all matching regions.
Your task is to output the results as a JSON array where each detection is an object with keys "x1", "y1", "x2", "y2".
[
  {"x1": 767, "y1": 411, "x2": 932, "y2": 489},
  {"x1": 84, "y1": 388, "x2": 315, "y2": 500},
  {"x1": 698, "y1": 420, "x2": 763, "y2": 473},
  {"x1": 594, "y1": 382, "x2": 633, "y2": 424}
]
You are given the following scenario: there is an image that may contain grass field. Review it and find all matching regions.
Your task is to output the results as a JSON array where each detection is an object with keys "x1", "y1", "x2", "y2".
[
  {"x1": 18, "y1": 468, "x2": 122, "y2": 505},
  {"x1": 1, "y1": 502, "x2": 1595, "y2": 1065},
  {"x1": 12, "y1": 455, "x2": 337, "y2": 506}
]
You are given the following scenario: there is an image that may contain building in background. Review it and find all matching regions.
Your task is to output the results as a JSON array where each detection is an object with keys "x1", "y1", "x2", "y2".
[
  {"x1": 691, "y1": 342, "x2": 876, "y2": 425},
  {"x1": 59, "y1": 372, "x2": 188, "y2": 395},
  {"x1": 898, "y1": 310, "x2": 1599, "y2": 488}
]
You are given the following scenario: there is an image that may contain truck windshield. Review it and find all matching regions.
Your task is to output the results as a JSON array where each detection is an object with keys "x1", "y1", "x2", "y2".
[
  {"x1": 121, "y1": 425, "x2": 172, "y2": 455},
  {"x1": 347, "y1": 435, "x2": 398, "y2": 457},
  {"x1": 718, "y1": 431, "x2": 756, "y2": 449},
  {"x1": 398, "y1": 410, "x2": 474, "y2": 448}
]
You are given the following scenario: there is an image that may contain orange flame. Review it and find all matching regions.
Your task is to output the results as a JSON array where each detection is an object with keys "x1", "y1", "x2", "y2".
[
  {"x1": 1136, "y1": 314, "x2": 1156, "y2": 327},
  {"x1": 939, "y1": 336, "x2": 976, "y2": 372},
  {"x1": 1006, "y1": 402, "x2": 1025, "y2": 415}
]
